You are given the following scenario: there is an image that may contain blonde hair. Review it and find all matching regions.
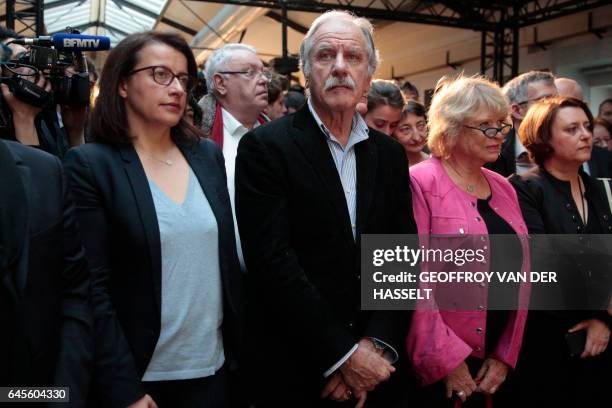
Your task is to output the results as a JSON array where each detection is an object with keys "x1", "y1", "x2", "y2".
[{"x1": 427, "y1": 75, "x2": 510, "y2": 160}]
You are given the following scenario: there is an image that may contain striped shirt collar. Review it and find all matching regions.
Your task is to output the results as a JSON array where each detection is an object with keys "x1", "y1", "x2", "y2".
[{"x1": 307, "y1": 98, "x2": 369, "y2": 150}]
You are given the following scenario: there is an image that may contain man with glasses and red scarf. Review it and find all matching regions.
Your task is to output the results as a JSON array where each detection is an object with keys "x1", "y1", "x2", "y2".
[{"x1": 198, "y1": 43, "x2": 269, "y2": 273}]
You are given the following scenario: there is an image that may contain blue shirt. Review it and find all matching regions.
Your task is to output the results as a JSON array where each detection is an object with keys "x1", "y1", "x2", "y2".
[
  {"x1": 143, "y1": 169, "x2": 224, "y2": 381},
  {"x1": 307, "y1": 98, "x2": 369, "y2": 239}
]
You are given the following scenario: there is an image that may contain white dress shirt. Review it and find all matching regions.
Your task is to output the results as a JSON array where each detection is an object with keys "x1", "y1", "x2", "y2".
[{"x1": 221, "y1": 108, "x2": 259, "y2": 271}]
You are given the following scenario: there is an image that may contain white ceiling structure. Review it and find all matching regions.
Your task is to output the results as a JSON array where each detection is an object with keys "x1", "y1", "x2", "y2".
[
  {"x1": 19, "y1": 1, "x2": 611, "y2": 86},
  {"x1": 44, "y1": 0, "x2": 169, "y2": 44}
]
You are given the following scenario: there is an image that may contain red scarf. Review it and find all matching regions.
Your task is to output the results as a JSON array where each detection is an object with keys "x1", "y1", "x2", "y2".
[{"x1": 209, "y1": 102, "x2": 267, "y2": 149}]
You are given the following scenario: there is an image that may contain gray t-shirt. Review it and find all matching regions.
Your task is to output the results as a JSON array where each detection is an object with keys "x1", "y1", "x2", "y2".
[{"x1": 142, "y1": 169, "x2": 224, "y2": 381}]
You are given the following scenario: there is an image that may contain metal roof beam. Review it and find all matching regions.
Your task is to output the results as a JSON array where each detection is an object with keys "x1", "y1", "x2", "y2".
[
  {"x1": 64, "y1": 21, "x2": 132, "y2": 37},
  {"x1": 188, "y1": 0, "x2": 499, "y2": 31},
  {"x1": 159, "y1": 17, "x2": 198, "y2": 36},
  {"x1": 111, "y1": 0, "x2": 158, "y2": 20},
  {"x1": 264, "y1": 10, "x2": 308, "y2": 35},
  {"x1": 100, "y1": 22, "x2": 131, "y2": 37},
  {"x1": 45, "y1": 0, "x2": 86, "y2": 10},
  {"x1": 61, "y1": 22, "x2": 95, "y2": 34},
  {"x1": 515, "y1": 0, "x2": 609, "y2": 28}
]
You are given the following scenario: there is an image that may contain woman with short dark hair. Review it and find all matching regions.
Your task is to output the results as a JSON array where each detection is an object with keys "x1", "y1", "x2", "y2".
[
  {"x1": 65, "y1": 31, "x2": 243, "y2": 408},
  {"x1": 392, "y1": 100, "x2": 429, "y2": 166},
  {"x1": 510, "y1": 96, "x2": 612, "y2": 407},
  {"x1": 363, "y1": 79, "x2": 404, "y2": 136},
  {"x1": 593, "y1": 117, "x2": 612, "y2": 151}
]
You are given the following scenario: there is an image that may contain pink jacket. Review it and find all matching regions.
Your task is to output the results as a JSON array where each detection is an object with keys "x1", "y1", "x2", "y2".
[{"x1": 406, "y1": 158, "x2": 530, "y2": 385}]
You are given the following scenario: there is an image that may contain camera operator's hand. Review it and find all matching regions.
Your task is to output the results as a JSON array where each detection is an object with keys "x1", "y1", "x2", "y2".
[
  {"x1": 1, "y1": 72, "x2": 50, "y2": 145},
  {"x1": 60, "y1": 104, "x2": 87, "y2": 146}
]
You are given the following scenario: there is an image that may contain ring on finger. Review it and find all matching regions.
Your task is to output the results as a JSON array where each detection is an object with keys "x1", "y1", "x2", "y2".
[{"x1": 456, "y1": 390, "x2": 465, "y2": 397}]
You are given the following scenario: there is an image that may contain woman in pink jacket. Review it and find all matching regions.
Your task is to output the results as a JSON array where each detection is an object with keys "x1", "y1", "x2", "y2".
[{"x1": 406, "y1": 76, "x2": 530, "y2": 407}]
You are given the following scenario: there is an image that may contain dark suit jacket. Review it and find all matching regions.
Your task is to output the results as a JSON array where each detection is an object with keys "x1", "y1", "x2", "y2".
[
  {"x1": 63, "y1": 140, "x2": 244, "y2": 408},
  {"x1": 509, "y1": 167, "x2": 612, "y2": 406},
  {"x1": 0, "y1": 140, "x2": 92, "y2": 405},
  {"x1": 588, "y1": 145, "x2": 612, "y2": 178},
  {"x1": 235, "y1": 106, "x2": 416, "y2": 405},
  {"x1": 486, "y1": 128, "x2": 612, "y2": 178}
]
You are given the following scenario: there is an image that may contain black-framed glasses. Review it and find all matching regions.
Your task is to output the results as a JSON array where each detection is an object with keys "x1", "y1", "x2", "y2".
[
  {"x1": 516, "y1": 93, "x2": 556, "y2": 106},
  {"x1": 218, "y1": 68, "x2": 269, "y2": 81},
  {"x1": 129, "y1": 65, "x2": 193, "y2": 92},
  {"x1": 464, "y1": 123, "x2": 513, "y2": 139}
]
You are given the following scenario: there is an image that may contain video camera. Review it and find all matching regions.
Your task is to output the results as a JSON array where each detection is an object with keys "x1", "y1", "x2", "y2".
[{"x1": 0, "y1": 28, "x2": 110, "y2": 136}]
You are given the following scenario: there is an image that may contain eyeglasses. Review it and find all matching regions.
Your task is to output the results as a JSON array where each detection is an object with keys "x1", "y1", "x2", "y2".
[
  {"x1": 129, "y1": 65, "x2": 193, "y2": 92},
  {"x1": 517, "y1": 94, "x2": 556, "y2": 106},
  {"x1": 464, "y1": 123, "x2": 513, "y2": 139},
  {"x1": 219, "y1": 68, "x2": 269, "y2": 81}
]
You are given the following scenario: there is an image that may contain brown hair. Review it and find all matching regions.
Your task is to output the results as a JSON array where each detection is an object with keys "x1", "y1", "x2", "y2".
[
  {"x1": 519, "y1": 96, "x2": 593, "y2": 166},
  {"x1": 367, "y1": 79, "x2": 405, "y2": 112},
  {"x1": 594, "y1": 117, "x2": 612, "y2": 136},
  {"x1": 266, "y1": 71, "x2": 285, "y2": 104},
  {"x1": 88, "y1": 31, "x2": 202, "y2": 145},
  {"x1": 401, "y1": 99, "x2": 426, "y2": 120}
]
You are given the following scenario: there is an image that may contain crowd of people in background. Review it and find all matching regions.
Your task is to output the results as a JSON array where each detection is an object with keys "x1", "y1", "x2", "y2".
[{"x1": 1, "y1": 8, "x2": 611, "y2": 408}]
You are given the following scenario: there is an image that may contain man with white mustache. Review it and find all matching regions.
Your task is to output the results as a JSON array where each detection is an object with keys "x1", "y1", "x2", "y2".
[{"x1": 235, "y1": 10, "x2": 417, "y2": 408}]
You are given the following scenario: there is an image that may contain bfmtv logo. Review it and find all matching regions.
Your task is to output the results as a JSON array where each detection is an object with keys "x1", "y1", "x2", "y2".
[{"x1": 62, "y1": 38, "x2": 101, "y2": 48}]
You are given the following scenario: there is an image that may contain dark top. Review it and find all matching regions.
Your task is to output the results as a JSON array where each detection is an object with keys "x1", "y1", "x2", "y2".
[
  {"x1": 64, "y1": 140, "x2": 244, "y2": 408},
  {"x1": 235, "y1": 105, "x2": 416, "y2": 403},
  {"x1": 477, "y1": 196, "x2": 521, "y2": 355},
  {"x1": 0, "y1": 140, "x2": 92, "y2": 404},
  {"x1": 2, "y1": 110, "x2": 70, "y2": 158},
  {"x1": 510, "y1": 167, "x2": 612, "y2": 326}
]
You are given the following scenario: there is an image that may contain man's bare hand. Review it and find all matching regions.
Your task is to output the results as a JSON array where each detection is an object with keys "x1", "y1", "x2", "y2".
[
  {"x1": 126, "y1": 394, "x2": 158, "y2": 408},
  {"x1": 321, "y1": 372, "x2": 352, "y2": 401},
  {"x1": 354, "y1": 389, "x2": 368, "y2": 408},
  {"x1": 569, "y1": 319, "x2": 610, "y2": 358},
  {"x1": 60, "y1": 104, "x2": 88, "y2": 146},
  {"x1": 339, "y1": 339, "x2": 395, "y2": 392}
]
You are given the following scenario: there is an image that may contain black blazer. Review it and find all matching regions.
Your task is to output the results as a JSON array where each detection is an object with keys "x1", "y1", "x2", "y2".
[
  {"x1": 487, "y1": 128, "x2": 612, "y2": 178},
  {"x1": 235, "y1": 106, "x2": 416, "y2": 403},
  {"x1": 485, "y1": 127, "x2": 517, "y2": 177},
  {"x1": 63, "y1": 140, "x2": 244, "y2": 407},
  {"x1": 0, "y1": 140, "x2": 92, "y2": 405},
  {"x1": 510, "y1": 167, "x2": 612, "y2": 322},
  {"x1": 588, "y1": 145, "x2": 612, "y2": 178}
]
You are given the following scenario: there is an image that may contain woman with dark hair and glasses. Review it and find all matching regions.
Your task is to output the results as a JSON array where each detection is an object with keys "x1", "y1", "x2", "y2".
[
  {"x1": 392, "y1": 100, "x2": 429, "y2": 166},
  {"x1": 510, "y1": 96, "x2": 612, "y2": 407},
  {"x1": 407, "y1": 76, "x2": 530, "y2": 407},
  {"x1": 64, "y1": 32, "x2": 244, "y2": 408}
]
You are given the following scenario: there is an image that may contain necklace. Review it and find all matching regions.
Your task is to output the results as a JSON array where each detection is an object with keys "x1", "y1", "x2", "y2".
[
  {"x1": 136, "y1": 147, "x2": 175, "y2": 166},
  {"x1": 147, "y1": 155, "x2": 174, "y2": 166},
  {"x1": 445, "y1": 161, "x2": 479, "y2": 195}
]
